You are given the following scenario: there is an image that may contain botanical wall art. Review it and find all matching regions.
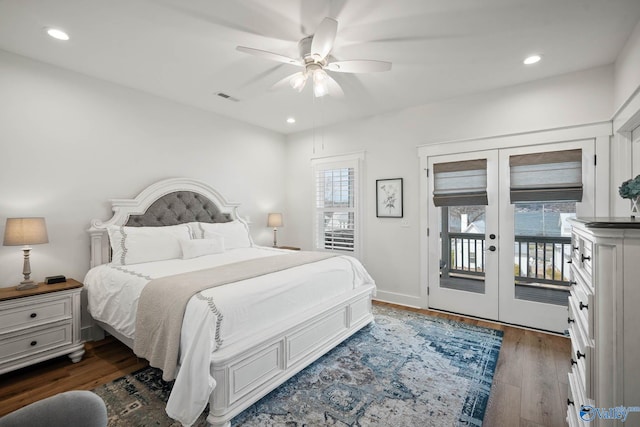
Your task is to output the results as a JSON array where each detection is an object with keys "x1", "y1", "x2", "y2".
[{"x1": 376, "y1": 178, "x2": 403, "y2": 218}]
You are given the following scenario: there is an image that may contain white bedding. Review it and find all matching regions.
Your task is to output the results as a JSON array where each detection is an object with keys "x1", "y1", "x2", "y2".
[{"x1": 84, "y1": 246, "x2": 375, "y2": 426}]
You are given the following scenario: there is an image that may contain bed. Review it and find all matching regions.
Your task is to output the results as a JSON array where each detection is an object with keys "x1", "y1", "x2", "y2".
[{"x1": 85, "y1": 177, "x2": 376, "y2": 427}]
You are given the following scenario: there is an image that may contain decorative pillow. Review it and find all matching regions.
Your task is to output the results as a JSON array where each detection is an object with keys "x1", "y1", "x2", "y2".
[
  {"x1": 179, "y1": 235, "x2": 225, "y2": 259},
  {"x1": 107, "y1": 224, "x2": 191, "y2": 265},
  {"x1": 190, "y1": 220, "x2": 252, "y2": 249}
]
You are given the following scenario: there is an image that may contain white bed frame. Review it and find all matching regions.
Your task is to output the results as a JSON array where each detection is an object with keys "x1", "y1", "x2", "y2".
[{"x1": 88, "y1": 177, "x2": 375, "y2": 427}]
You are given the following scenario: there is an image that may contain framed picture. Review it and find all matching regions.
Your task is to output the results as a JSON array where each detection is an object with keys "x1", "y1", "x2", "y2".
[{"x1": 376, "y1": 178, "x2": 403, "y2": 218}]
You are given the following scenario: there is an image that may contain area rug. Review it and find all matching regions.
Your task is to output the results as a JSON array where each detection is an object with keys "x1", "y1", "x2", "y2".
[{"x1": 93, "y1": 305, "x2": 503, "y2": 426}]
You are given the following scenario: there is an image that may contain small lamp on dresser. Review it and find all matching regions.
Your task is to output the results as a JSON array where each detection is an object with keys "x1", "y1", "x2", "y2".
[
  {"x1": 267, "y1": 213, "x2": 283, "y2": 247},
  {"x1": 3, "y1": 217, "x2": 49, "y2": 290}
]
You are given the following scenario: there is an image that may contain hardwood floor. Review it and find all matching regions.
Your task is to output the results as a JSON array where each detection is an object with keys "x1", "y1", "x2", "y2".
[{"x1": 0, "y1": 302, "x2": 570, "y2": 426}]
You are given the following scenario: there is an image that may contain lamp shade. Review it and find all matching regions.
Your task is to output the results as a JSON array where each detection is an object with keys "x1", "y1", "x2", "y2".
[
  {"x1": 3, "y1": 217, "x2": 49, "y2": 246},
  {"x1": 267, "y1": 213, "x2": 283, "y2": 228}
]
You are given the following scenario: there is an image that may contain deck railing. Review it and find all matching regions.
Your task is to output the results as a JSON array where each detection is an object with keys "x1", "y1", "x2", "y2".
[{"x1": 443, "y1": 233, "x2": 572, "y2": 287}]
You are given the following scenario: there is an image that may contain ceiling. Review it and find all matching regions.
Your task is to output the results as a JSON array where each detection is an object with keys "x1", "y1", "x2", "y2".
[{"x1": 2, "y1": 0, "x2": 640, "y2": 135}]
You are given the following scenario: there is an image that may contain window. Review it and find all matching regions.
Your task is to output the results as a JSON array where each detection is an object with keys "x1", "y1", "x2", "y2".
[{"x1": 312, "y1": 153, "x2": 363, "y2": 256}]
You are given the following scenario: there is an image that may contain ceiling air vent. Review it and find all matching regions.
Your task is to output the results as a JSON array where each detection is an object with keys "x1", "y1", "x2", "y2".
[{"x1": 216, "y1": 92, "x2": 239, "y2": 102}]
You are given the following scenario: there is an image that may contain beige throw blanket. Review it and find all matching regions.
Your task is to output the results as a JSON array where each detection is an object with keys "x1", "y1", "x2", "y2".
[{"x1": 134, "y1": 251, "x2": 336, "y2": 381}]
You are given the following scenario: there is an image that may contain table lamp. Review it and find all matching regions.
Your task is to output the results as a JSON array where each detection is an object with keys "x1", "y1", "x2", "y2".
[
  {"x1": 3, "y1": 217, "x2": 49, "y2": 290},
  {"x1": 267, "y1": 213, "x2": 283, "y2": 247}
]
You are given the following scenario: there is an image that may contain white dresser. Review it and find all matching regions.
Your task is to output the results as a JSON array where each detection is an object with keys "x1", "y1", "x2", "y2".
[
  {"x1": 567, "y1": 218, "x2": 640, "y2": 426},
  {"x1": 0, "y1": 279, "x2": 85, "y2": 375}
]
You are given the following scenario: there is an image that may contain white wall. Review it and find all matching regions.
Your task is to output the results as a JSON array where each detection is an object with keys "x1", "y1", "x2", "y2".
[
  {"x1": 611, "y1": 19, "x2": 640, "y2": 216},
  {"x1": 0, "y1": 50, "x2": 287, "y2": 288},
  {"x1": 284, "y1": 65, "x2": 614, "y2": 306},
  {"x1": 614, "y1": 19, "x2": 640, "y2": 112}
]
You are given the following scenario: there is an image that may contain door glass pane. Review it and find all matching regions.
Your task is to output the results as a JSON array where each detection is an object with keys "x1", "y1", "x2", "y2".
[
  {"x1": 513, "y1": 202, "x2": 575, "y2": 305},
  {"x1": 440, "y1": 206, "x2": 486, "y2": 294}
]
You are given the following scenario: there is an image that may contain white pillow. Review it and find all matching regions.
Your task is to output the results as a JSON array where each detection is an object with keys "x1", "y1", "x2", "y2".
[
  {"x1": 191, "y1": 221, "x2": 252, "y2": 249},
  {"x1": 179, "y1": 235, "x2": 225, "y2": 259},
  {"x1": 107, "y1": 224, "x2": 191, "y2": 265}
]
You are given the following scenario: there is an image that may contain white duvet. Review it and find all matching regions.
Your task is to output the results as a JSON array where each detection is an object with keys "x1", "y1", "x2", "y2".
[{"x1": 84, "y1": 247, "x2": 375, "y2": 426}]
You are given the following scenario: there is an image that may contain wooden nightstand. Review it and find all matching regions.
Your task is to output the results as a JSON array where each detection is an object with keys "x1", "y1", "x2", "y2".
[
  {"x1": 0, "y1": 279, "x2": 85, "y2": 375},
  {"x1": 276, "y1": 246, "x2": 301, "y2": 251}
]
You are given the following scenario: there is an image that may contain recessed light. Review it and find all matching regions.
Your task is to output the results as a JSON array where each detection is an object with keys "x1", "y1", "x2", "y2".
[
  {"x1": 46, "y1": 28, "x2": 70, "y2": 41},
  {"x1": 523, "y1": 54, "x2": 541, "y2": 65},
  {"x1": 286, "y1": 117, "x2": 296, "y2": 124}
]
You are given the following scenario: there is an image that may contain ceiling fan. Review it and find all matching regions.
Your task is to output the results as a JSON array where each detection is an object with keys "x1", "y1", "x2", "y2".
[{"x1": 236, "y1": 17, "x2": 392, "y2": 98}]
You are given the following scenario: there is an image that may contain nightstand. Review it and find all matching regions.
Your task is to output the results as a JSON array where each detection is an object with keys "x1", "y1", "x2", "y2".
[
  {"x1": 0, "y1": 279, "x2": 85, "y2": 375},
  {"x1": 276, "y1": 246, "x2": 301, "y2": 251}
]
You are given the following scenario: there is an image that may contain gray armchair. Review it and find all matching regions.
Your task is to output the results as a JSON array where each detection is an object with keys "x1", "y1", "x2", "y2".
[{"x1": 0, "y1": 390, "x2": 107, "y2": 427}]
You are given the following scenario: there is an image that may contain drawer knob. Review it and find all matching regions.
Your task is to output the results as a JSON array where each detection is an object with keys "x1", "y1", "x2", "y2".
[
  {"x1": 568, "y1": 398, "x2": 575, "y2": 406},
  {"x1": 568, "y1": 317, "x2": 575, "y2": 324},
  {"x1": 581, "y1": 254, "x2": 591, "y2": 262},
  {"x1": 566, "y1": 259, "x2": 572, "y2": 264},
  {"x1": 569, "y1": 281, "x2": 577, "y2": 286},
  {"x1": 30, "y1": 313, "x2": 37, "y2": 319},
  {"x1": 571, "y1": 358, "x2": 577, "y2": 366},
  {"x1": 577, "y1": 350, "x2": 586, "y2": 359},
  {"x1": 579, "y1": 301, "x2": 588, "y2": 310},
  {"x1": 30, "y1": 341, "x2": 37, "y2": 347},
  {"x1": 573, "y1": 245, "x2": 579, "y2": 252}
]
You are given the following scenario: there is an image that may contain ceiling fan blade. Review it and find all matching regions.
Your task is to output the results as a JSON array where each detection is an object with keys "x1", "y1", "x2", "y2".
[
  {"x1": 236, "y1": 46, "x2": 303, "y2": 66},
  {"x1": 310, "y1": 17, "x2": 338, "y2": 60},
  {"x1": 326, "y1": 60, "x2": 392, "y2": 73},
  {"x1": 325, "y1": 74, "x2": 344, "y2": 98}
]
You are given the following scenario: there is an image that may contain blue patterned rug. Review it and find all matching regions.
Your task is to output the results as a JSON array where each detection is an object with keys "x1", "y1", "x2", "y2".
[{"x1": 93, "y1": 305, "x2": 503, "y2": 426}]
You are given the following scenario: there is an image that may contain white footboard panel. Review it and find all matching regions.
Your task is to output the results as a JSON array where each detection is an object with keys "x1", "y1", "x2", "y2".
[{"x1": 207, "y1": 284, "x2": 375, "y2": 427}]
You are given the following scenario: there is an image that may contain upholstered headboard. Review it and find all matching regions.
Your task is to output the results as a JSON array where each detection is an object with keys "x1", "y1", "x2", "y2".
[
  {"x1": 125, "y1": 191, "x2": 231, "y2": 227},
  {"x1": 88, "y1": 178, "x2": 246, "y2": 268}
]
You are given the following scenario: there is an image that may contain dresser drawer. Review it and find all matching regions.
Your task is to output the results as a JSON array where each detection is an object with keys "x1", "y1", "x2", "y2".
[
  {"x1": 0, "y1": 322, "x2": 73, "y2": 364},
  {"x1": 0, "y1": 294, "x2": 72, "y2": 335},
  {"x1": 571, "y1": 232, "x2": 593, "y2": 286},
  {"x1": 570, "y1": 336, "x2": 593, "y2": 400},
  {"x1": 567, "y1": 372, "x2": 591, "y2": 427},
  {"x1": 569, "y1": 286, "x2": 593, "y2": 340}
]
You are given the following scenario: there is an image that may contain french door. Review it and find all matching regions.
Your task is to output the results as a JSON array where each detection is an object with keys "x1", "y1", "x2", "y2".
[{"x1": 427, "y1": 141, "x2": 595, "y2": 332}]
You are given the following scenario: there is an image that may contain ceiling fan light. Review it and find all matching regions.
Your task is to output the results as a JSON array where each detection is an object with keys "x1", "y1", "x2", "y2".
[
  {"x1": 290, "y1": 72, "x2": 307, "y2": 92},
  {"x1": 313, "y1": 70, "x2": 329, "y2": 97}
]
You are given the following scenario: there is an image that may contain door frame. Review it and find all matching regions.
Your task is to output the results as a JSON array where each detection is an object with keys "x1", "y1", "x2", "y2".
[{"x1": 418, "y1": 123, "x2": 612, "y2": 318}]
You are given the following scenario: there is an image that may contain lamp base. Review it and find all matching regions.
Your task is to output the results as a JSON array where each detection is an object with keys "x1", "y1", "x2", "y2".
[{"x1": 16, "y1": 280, "x2": 37, "y2": 291}]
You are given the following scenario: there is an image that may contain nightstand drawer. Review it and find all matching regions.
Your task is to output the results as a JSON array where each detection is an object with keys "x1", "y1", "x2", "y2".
[
  {"x1": 0, "y1": 322, "x2": 73, "y2": 363},
  {"x1": 0, "y1": 295, "x2": 72, "y2": 335}
]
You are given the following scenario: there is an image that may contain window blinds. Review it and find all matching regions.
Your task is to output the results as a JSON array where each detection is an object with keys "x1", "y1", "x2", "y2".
[
  {"x1": 432, "y1": 159, "x2": 488, "y2": 206},
  {"x1": 315, "y1": 166, "x2": 356, "y2": 252},
  {"x1": 509, "y1": 149, "x2": 583, "y2": 202}
]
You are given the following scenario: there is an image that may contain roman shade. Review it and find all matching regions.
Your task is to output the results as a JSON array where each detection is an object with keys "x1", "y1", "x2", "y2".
[
  {"x1": 432, "y1": 159, "x2": 488, "y2": 206},
  {"x1": 509, "y1": 149, "x2": 583, "y2": 202}
]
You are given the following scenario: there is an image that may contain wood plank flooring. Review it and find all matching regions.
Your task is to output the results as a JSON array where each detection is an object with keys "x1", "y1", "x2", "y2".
[{"x1": 0, "y1": 302, "x2": 570, "y2": 426}]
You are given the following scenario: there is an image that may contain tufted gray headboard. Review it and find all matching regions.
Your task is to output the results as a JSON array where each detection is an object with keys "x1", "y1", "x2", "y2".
[
  {"x1": 125, "y1": 191, "x2": 231, "y2": 227},
  {"x1": 88, "y1": 178, "x2": 246, "y2": 268}
]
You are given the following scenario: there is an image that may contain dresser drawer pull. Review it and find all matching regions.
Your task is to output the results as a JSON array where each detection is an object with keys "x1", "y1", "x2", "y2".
[
  {"x1": 577, "y1": 350, "x2": 586, "y2": 359},
  {"x1": 579, "y1": 301, "x2": 588, "y2": 310},
  {"x1": 581, "y1": 254, "x2": 591, "y2": 262},
  {"x1": 30, "y1": 341, "x2": 38, "y2": 347},
  {"x1": 571, "y1": 358, "x2": 577, "y2": 366},
  {"x1": 30, "y1": 313, "x2": 37, "y2": 318},
  {"x1": 568, "y1": 398, "x2": 575, "y2": 406},
  {"x1": 568, "y1": 317, "x2": 575, "y2": 324}
]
